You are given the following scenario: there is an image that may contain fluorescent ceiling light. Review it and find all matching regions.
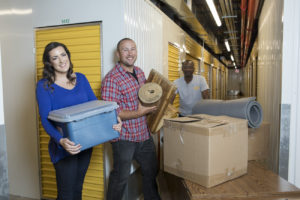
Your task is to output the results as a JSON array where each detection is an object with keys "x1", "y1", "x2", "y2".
[
  {"x1": 206, "y1": 0, "x2": 222, "y2": 27},
  {"x1": 230, "y1": 55, "x2": 234, "y2": 61},
  {"x1": 0, "y1": 9, "x2": 32, "y2": 15},
  {"x1": 225, "y1": 40, "x2": 230, "y2": 52}
]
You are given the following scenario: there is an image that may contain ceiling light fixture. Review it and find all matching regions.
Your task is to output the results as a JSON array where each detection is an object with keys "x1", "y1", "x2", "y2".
[
  {"x1": 0, "y1": 8, "x2": 32, "y2": 15},
  {"x1": 225, "y1": 40, "x2": 230, "y2": 52},
  {"x1": 206, "y1": 0, "x2": 222, "y2": 27},
  {"x1": 230, "y1": 55, "x2": 234, "y2": 62}
]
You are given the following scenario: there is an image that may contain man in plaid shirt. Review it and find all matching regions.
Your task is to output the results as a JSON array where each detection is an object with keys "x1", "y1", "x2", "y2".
[{"x1": 101, "y1": 38, "x2": 161, "y2": 200}]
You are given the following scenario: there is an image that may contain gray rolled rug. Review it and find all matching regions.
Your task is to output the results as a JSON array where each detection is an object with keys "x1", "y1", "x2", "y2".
[{"x1": 192, "y1": 97, "x2": 263, "y2": 128}]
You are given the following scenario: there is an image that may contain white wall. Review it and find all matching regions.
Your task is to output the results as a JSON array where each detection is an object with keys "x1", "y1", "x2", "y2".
[
  {"x1": 0, "y1": 43, "x2": 9, "y2": 198},
  {"x1": 34, "y1": 0, "x2": 124, "y2": 76},
  {"x1": 282, "y1": 0, "x2": 300, "y2": 187},
  {"x1": 0, "y1": 0, "x2": 40, "y2": 198},
  {"x1": 124, "y1": 0, "x2": 163, "y2": 76},
  {"x1": 0, "y1": 44, "x2": 4, "y2": 125}
]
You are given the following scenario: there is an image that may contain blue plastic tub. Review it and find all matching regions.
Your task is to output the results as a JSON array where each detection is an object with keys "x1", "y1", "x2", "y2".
[{"x1": 48, "y1": 100, "x2": 119, "y2": 150}]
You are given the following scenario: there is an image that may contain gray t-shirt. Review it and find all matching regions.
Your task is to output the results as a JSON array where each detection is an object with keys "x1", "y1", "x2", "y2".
[{"x1": 174, "y1": 75, "x2": 209, "y2": 116}]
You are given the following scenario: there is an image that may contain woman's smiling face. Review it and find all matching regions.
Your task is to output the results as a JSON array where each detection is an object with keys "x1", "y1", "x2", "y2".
[{"x1": 49, "y1": 46, "x2": 70, "y2": 75}]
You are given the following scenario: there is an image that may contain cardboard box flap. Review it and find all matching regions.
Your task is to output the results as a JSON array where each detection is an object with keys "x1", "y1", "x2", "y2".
[
  {"x1": 164, "y1": 117, "x2": 200, "y2": 123},
  {"x1": 189, "y1": 114, "x2": 248, "y2": 123},
  {"x1": 164, "y1": 116, "x2": 227, "y2": 128}
]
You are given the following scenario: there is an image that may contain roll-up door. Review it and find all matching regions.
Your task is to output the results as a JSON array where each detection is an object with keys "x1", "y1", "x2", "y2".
[
  {"x1": 168, "y1": 43, "x2": 180, "y2": 108},
  {"x1": 220, "y1": 66, "x2": 226, "y2": 99},
  {"x1": 212, "y1": 66, "x2": 217, "y2": 99},
  {"x1": 35, "y1": 23, "x2": 104, "y2": 200},
  {"x1": 218, "y1": 68, "x2": 222, "y2": 99},
  {"x1": 202, "y1": 63, "x2": 210, "y2": 84}
]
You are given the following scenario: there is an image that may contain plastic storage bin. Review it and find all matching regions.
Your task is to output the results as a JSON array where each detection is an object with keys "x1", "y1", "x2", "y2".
[{"x1": 48, "y1": 100, "x2": 119, "y2": 150}]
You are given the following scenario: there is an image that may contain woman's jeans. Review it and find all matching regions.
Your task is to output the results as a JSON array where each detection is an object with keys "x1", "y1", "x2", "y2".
[
  {"x1": 107, "y1": 137, "x2": 161, "y2": 200},
  {"x1": 54, "y1": 148, "x2": 93, "y2": 200}
]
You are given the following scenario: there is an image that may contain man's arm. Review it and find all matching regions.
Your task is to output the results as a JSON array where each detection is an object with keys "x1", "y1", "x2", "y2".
[
  {"x1": 200, "y1": 76, "x2": 209, "y2": 99},
  {"x1": 202, "y1": 89, "x2": 210, "y2": 99},
  {"x1": 118, "y1": 102, "x2": 157, "y2": 120}
]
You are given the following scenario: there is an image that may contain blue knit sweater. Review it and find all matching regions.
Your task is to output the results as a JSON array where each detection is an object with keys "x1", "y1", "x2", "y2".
[{"x1": 36, "y1": 73, "x2": 97, "y2": 163}]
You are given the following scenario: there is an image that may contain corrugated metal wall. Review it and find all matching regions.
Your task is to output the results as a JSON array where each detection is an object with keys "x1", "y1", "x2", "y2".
[
  {"x1": 124, "y1": 0, "x2": 163, "y2": 76},
  {"x1": 256, "y1": 0, "x2": 283, "y2": 173},
  {"x1": 241, "y1": 0, "x2": 283, "y2": 173},
  {"x1": 35, "y1": 23, "x2": 104, "y2": 200},
  {"x1": 242, "y1": 40, "x2": 258, "y2": 98}
]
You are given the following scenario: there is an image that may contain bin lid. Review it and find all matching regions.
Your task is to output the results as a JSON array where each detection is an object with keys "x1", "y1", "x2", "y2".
[{"x1": 48, "y1": 100, "x2": 119, "y2": 123}]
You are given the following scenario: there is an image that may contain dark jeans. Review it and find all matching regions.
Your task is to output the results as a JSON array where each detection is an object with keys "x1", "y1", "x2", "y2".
[
  {"x1": 107, "y1": 137, "x2": 161, "y2": 200},
  {"x1": 54, "y1": 148, "x2": 93, "y2": 200}
]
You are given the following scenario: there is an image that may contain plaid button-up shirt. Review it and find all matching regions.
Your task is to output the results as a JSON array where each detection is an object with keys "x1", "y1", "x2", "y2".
[{"x1": 101, "y1": 63, "x2": 150, "y2": 142}]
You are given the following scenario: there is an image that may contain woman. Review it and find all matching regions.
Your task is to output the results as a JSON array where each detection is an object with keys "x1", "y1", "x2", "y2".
[{"x1": 36, "y1": 42, "x2": 121, "y2": 200}]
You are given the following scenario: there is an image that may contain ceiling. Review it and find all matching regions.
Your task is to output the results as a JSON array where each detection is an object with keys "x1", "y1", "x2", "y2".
[{"x1": 150, "y1": 0, "x2": 264, "y2": 68}]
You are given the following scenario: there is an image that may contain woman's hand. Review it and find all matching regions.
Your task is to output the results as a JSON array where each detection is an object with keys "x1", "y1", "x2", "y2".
[
  {"x1": 113, "y1": 116, "x2": 122, "y2": 132},
  {"x1": 59, "y1": 138, "x2": 81, "y2": 155}
]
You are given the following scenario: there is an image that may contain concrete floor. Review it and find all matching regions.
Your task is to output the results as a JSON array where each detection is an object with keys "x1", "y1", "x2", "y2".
[
  {"x1": 6, "y1": 171, "x2": 172, "y2": 200},
  {"x1": 7, "y1": 197, "x2": 35, "y2": 200}
]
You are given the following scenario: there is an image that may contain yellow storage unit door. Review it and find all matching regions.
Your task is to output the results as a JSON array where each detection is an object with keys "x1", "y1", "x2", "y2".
[
  {"x1": 168, "y1": 43, "x2": 180, "y2": 109},
  {"x1": 218, "y1": 68, "x2": 222, "y2": 99},
  {"x1": 35, "y1": 23, "x2": 104, "y2": 200},
  {"x1": 212, "y1": 67, "x2": 217, "y2": 99},
  {"x1": 202, "y1": 63, "x2": 210, "y2": 84}
]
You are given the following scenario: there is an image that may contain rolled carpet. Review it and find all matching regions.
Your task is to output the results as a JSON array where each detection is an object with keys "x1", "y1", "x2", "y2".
[{"x1": 192, "y1": 97, "x2": 263, "y2": 128}]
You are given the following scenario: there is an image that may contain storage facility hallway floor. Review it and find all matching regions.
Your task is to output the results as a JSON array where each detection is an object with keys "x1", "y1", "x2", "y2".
[
  {"x1": 7, "y1": 170, "x2": 172, "y2": 200},
  {"x1": 8, "y1": 162, "x2": 300, "y2": 200}
]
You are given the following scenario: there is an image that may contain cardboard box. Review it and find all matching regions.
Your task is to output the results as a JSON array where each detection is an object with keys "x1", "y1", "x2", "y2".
[
  {"x1": 48, "y1": 100, "x2": 119, "y2": 150},
  {"x1": 248, "y1": 122, "x2": 270, "y2": 161},
  {"x1": 163, "y1": 114, "x2": 248, "y2": 188}
]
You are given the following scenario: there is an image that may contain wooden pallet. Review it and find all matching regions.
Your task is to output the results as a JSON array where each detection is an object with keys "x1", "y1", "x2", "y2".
[{"x1": 146, "y1": 69, "x2": 177, "y2": 133}]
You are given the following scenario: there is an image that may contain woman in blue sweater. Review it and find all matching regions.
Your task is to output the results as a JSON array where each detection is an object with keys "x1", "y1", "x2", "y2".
[{"x1": 36, "y1": 42, "x2": 121, "y2": 200}]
